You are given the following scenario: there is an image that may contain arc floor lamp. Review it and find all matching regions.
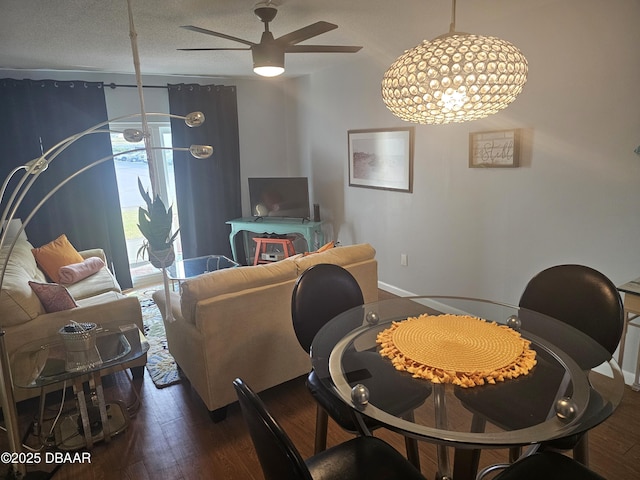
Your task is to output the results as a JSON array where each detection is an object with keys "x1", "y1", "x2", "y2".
[
  {"x1": 0, "y1": 0, "x2": 214, "y2": 477},
  {"x1": 0, "y1": 114, "x2": 212, "y2": 477}
]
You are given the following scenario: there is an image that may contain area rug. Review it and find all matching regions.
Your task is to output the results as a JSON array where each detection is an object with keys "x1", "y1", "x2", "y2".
[{"x1": 128, "y1": 288, "x2": 181, "y2": 388}]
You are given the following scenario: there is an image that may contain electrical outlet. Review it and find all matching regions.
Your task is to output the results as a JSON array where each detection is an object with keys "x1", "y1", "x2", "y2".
[{"x1": 400, "y1": 253, "x2": 408, "y2": 266}]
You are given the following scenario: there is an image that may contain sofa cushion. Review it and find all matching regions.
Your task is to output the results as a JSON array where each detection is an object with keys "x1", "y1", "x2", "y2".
[
  {"x1": 31, "y1": 234, "x2": 84, "y2": 283},
  {"x1": 295, "y1": 243, "x2": 376, "y2": 274},
  {"x1": 75, "y1": 290, "x2": 125, "y2": 307},
  {"x1": 0, "y1": 240, "x2": 47, "y2": 326},
  {"x1": 66, "y1": 267, "x2": 122, "y2": 300},
  {"x1": 180, "y1": 260, "x2": 298, "y2": 324},
  {"x1": 28, "y1": 281, "x2": 78, "y2": 313}
]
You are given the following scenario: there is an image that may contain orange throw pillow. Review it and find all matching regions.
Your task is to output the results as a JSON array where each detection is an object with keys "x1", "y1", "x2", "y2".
[
  {"x1": 317, "y1": 241, "x2": 335, "y2": 253},
  {"x1": 303, "y1": 241, "x2": 335, "y2": 256},
  {"x1": 32, "y1": 234, "x2": 84, "y2": 283}
]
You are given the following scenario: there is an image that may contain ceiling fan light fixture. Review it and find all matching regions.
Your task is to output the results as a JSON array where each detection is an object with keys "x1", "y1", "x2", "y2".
[
  {"x1": 254, "y1": 65, "x2": 285, "y2": 77},
  {"x1": 252, "y1": 43, "x2": 285, "y2": 77}
]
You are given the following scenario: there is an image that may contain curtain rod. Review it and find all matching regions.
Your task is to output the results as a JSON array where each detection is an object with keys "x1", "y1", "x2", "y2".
[{"x1": 106, "y1": 82, "x2": 167, "y2": 89}]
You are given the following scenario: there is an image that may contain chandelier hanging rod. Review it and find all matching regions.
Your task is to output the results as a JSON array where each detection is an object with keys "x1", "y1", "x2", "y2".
[{"x1": 450, "y1": 0, "x2": 456, "y2": 32}]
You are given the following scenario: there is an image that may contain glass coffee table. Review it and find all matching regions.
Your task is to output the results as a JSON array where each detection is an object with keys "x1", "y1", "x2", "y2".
[
  {"x1": 11, "y1": 324, "x2": 149, "y2": 450},
  {"x1": 165, "y1": 254, "x2": 239, "y2": 290}
]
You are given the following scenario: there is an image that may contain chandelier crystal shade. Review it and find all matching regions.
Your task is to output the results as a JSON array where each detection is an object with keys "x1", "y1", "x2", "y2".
[{"x1": 382, "y1": 3, "x2": 528, "y2": 125}]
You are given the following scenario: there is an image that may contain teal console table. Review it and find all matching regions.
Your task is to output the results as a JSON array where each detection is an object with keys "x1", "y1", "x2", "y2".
[{"x1": 226, "y1": 217, "x2": 325, "y2": 263}]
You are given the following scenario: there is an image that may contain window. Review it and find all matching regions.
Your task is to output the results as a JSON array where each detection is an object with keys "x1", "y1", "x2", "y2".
[{"x1": 110, "y1": 122, "x2": 181, "y2": 285}]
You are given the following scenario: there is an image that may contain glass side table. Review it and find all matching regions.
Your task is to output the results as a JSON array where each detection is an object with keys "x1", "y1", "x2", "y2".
[
  {"x1": 11, "y1": 324, "x2": 149, "y2": 450},
  {"x1": 165, "y1": 254, "x2": 239, "y2": 290}
]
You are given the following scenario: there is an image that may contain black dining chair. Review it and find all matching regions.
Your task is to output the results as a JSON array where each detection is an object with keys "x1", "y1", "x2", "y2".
[
  {"x1": 457, "y1": 264, "x2": 624, "y2": 468},
  {"x1": 517, "y1": 264, "x2": 624, "y2": 464},
  {"x1": 518, "y1": 264, "x2": 624, "y2": 363},
  {"x1": 233, "y1": 377, "x2": 427, "y2": 480},
  {"x1": 477, "y1": 451, "x2": 606, "y2": 480},
  {"x1": 291, "y1": 263, "x2": 431, "y2": 467}
]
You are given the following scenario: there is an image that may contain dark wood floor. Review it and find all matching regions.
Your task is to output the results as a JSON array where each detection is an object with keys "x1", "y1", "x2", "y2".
[
  {"x1": 2, "y1": 290, "x2": 639, "y2": 479},
  {"x1": 3, "y1": 372, "x2": 640, "y2": 480}
]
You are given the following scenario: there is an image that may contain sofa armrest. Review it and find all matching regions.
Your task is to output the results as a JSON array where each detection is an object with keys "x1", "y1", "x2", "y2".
[
  {"x1": 4, "y1": 295, "x2": 143, "y2": 369},
  {"x1": 36, "y1": 295, "x2": 142, "y2": 331},
  {"x1": 153, "y1": 290, "x2": 183, "y2": 322},
  {"x1": 6, "y1": 294, "x2": 145, "y2": 403},
  {"x1": 79, "y1": 248, "x2": 107, "y2": 264}
]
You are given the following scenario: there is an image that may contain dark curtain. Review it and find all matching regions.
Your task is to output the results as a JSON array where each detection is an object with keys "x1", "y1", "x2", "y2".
[
  {"x1": 168, "y1": 84, "x2": 241, "y2": 259},
  {"x1": 0, "y1": 79, "x2": 132, "y2": 289}
]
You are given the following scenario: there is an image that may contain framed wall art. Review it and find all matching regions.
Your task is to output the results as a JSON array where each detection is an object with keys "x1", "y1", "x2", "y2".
[
  {"x1": 469, "y1": 129, "x2": 521, "y2": 168},
  {"x1": 348, "y1": 127, "x2": 414, "y2": 192}
]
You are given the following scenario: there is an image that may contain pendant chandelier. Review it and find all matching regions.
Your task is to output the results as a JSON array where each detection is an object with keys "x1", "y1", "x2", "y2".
[{"x1": 382, "y1": 0, "x2": 528, "y2": 125}]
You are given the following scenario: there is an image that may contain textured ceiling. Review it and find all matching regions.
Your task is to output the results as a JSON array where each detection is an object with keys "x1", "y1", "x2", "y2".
[{"x1": 0, "y1": 0, "x2": 529, "y2": 79}]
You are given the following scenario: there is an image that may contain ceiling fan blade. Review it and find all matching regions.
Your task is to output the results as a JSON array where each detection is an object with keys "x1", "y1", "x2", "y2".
[
  {"x1": 276, "y1": 21, "x2": 338, "y2": 46},
  {"x1": 285, "y1": 45, "x2": 363, "y2": 53},
  {"x1": 180, "y1": 25, "x2": 256, "y2": 47},
  {"x1": 178, "y1": 48, "x2": 251, "y2": 51}
]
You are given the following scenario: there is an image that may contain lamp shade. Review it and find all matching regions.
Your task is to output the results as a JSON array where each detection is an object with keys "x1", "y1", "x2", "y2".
[
  {"x1": 382, "y1": 32, "x2": 528, "y2": 125},
  {"x1": 252, "y1": 42, "x2": 285, "y2": 77}
]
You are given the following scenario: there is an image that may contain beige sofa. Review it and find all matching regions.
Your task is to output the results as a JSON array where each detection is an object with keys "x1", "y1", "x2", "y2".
[
  {"x1": 0, "y1": 236, "x2": 145, "y2": 402},
  {"x1": 153, "y1": 243, "x2": 378, "y2": 419}
]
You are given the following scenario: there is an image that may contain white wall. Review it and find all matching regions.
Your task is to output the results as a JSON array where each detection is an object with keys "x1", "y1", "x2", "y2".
[{"x1": 299, "y1": 0, "x2": 640, "y2": 379}]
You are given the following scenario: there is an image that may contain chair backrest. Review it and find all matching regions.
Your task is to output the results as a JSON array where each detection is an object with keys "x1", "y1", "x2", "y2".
[
  {"x1": 233, "y1": 378, "x2": 313, "y2": 480},
  {"x1": 291, "y1": 263, "x2": 364, "y2": 353},
  {"x1": 519, "y1": 264, "x2": 624, "y2": 355}
]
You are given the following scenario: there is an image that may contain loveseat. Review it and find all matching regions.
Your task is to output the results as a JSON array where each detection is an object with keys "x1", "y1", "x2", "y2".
[
  {"x1": 153, "y1": 243, "x2": 378, "y2": 419},
  {"x1": 0, "y1": 234, "x2": 145, "y2": 402}
]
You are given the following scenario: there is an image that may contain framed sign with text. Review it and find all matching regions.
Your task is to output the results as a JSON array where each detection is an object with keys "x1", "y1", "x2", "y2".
[{"x1": 469, "y1": 129, "x2": 521, "y2": 168}]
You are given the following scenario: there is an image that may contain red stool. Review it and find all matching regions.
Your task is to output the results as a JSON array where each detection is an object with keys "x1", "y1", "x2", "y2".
[{"x1": 253, "y1": 237, "x2": 297, "y2": 265}]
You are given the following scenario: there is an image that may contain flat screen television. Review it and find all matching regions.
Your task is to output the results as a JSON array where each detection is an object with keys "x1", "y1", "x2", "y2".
[{"x1": 248, "y1": 177, "x2": 310, "y2": 219}]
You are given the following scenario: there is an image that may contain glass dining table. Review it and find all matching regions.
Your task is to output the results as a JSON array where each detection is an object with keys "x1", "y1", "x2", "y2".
[{"x1": 310, "y1": 296, "x2": 625, "y2": 480}]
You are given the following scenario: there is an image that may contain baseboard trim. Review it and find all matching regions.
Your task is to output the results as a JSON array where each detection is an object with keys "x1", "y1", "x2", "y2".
[{"x1": 378, "y1": 281, "x2": 416, "y2": 297}]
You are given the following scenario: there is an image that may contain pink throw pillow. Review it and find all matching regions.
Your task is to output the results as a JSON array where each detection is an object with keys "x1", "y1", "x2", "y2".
[
  {"x1": 29, "y1": 281, "x2": 78, "y2": 313},
  {"x1": 58, "y1": 257, "x2": 105, "y2": 285}
]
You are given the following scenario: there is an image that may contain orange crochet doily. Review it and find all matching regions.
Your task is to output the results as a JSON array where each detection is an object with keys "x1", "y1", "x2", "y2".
[{"x1": 376, "y1": 314, "x2": 537, "y2": 388}]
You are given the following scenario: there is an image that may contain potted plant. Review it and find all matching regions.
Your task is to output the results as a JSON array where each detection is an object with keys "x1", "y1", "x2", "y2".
[{"x1": 137, "y1": 178, "x2": 179, "y2": 268}]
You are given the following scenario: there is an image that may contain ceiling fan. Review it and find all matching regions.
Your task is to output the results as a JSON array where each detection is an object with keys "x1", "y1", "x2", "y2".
[{"x1": 179, "y1": 2, "x2": 362, "y2": 77}]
